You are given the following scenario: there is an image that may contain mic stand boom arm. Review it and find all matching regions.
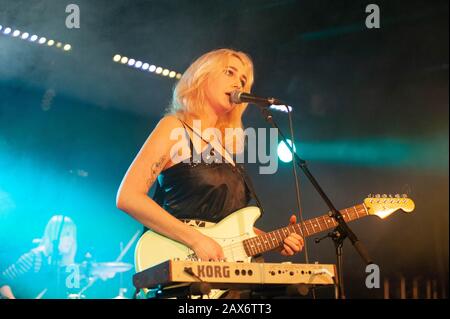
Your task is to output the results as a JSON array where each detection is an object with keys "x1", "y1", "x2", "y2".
[{"x1": 257, "y1": 105, "x2": 373, "y2": 299}]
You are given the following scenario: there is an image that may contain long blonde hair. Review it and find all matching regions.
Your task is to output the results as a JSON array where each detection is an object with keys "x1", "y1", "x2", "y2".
[
  {"x1": 39, "y1": 215, "x2": 77, "y2": 265},
  {"x1": 168, "y1": 48, "x2": 254, "y2": 154}
]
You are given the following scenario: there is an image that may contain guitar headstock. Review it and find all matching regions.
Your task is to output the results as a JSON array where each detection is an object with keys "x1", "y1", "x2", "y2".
[{"x1": 364, "y1": 194, "x2": 415, "y2": 219}]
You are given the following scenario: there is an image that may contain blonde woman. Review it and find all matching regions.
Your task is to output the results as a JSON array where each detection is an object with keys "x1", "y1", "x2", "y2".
[
  {"x1": 0, "y1": 215, "x2": 77, "y2": 299},
  {"x1": 116, "y1": 48, "x2": 303, "y2": 266}
]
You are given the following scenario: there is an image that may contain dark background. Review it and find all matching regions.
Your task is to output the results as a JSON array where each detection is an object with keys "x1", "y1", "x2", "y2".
[{"x1": 0, "y1": 0, "x2": 448, "y2": 299}]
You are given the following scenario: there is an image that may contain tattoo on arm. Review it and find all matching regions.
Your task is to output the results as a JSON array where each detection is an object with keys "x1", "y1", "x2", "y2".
[{"x1": 147, "y1": 155, "x2": 167, "y2": 187}]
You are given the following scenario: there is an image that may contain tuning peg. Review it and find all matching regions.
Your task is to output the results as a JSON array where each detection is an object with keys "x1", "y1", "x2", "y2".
[
  {"x1": 388, "y1": 194, "x2": 393, "y2": 198},
  {"x1": 395, "y1": 194, "x2": 400, "y2": 198},
  {"x1": 367, "y1": 194, "x2": 372, "y2": 198},
  {"x1": 402, "y1": 194, "x2": 408, "y2": 198},
  {"x1": 382, "y1": 194, "x2": 387, "y2": 198},
  {"x1": 375, "y1": 194, "x2": 380, "y2": 198}
]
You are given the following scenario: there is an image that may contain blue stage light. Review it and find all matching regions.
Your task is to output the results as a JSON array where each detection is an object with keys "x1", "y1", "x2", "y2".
[{"x1": 277, "y1": 139, "x2": 296, "y2": 163}]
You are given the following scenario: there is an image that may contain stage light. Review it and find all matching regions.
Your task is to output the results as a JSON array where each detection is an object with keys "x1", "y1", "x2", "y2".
[
  {"x1": 0, "y1": 25, "x2": 3, "y2": 32},
  {"x1": 112, "y1": 54, "x2": 182, "y2": 80},
  {"x1": 277, "y1": 139, "x2": 296, "y2": 163},
  {"x1": 176, "y1": 73, "x2": 182, "y2": 79},
  {"x1": 269, "y1": 104, "x2": 293, "y2": 113},
  {"x1": 1, "y1": 26, "x2": 72, "y2": 53}
]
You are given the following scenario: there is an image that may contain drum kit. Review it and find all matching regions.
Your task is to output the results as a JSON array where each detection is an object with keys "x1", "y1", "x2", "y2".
[
  {"x1": 66, "y1": 260, "x2": 134, "y2": 299},
  {"x1": 87, "y1": 261, "x2": 133, "y2": 279},
  {"x1": 67, "y1": 230, "x2": 141, "y2": 299}
]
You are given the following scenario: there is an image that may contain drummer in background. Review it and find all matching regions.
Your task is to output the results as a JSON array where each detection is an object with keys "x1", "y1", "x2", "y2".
[{"x1": 0, "y1": 215, "x2": 78, "y2": 299}]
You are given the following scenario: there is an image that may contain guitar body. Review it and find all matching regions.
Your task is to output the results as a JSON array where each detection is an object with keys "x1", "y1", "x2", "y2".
[
  {"x1": 135, "y1": 206, "x2": 260, "y2": 272},
  {"x1": 134, "y1": 206, "x2": 261, "y2": 298}
]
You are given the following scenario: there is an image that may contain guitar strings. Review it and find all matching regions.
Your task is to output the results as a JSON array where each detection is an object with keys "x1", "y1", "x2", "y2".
[{"x1": 205, "y1": 207, "x2": 368, "y2": 260}]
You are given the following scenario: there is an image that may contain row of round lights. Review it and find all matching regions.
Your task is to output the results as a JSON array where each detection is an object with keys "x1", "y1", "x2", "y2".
[
  {"x1": 112, "y1": 54, "x2": 182, "y2": 79},
  {"x1": 0, "y1": 25, "x2": 71, "y2": 52}
]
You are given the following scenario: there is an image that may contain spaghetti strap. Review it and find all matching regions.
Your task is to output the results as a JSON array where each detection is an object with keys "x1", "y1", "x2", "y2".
[
  {"x1": 179, "y1": 120, "x2": 194, "y2": 134},
  {"x1": 179, "y1": 120, "x2": 205, "y2": 144},
  {"x1": 178, "y1": 119, "x2": 211, "y2": 158},
  {"x1": 177, "y1": 119, "x2": 236, "y2": 167},
  {"x1": 177, "y1": 119, "x2": 195, "y2": 156}
]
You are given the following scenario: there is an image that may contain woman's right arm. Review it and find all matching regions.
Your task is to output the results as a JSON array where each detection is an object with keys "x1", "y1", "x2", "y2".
[{"x1": 116, "y1": 116, "x2": 224, "y2": 261}]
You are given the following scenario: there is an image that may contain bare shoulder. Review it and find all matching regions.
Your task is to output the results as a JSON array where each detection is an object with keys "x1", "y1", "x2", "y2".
[
  {"x1": 147, "y1": 115, "x2": 187, "y2": 149},
  {"x1": 153, "y1": 114, "x2": 184, "y2": 133},
  {"x1": 139, "y1": 115, "x2": 184, "y2": 157}
]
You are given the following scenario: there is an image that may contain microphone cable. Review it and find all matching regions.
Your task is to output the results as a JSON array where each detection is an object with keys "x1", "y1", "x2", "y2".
[{"x1": 285, "y1": 105, "x2": 316, "y2": 299}]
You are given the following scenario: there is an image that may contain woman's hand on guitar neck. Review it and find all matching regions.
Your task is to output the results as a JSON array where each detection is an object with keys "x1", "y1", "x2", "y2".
[
  {"x1": 280, "y1": 214, "x2": 304, "y2": 256},
  {"x1": 190, "y1": 233, "x2": 225, "y2": 262}
]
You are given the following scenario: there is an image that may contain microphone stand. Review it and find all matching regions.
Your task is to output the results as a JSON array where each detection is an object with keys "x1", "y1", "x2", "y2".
[
  {"x1": 52, "y1": 215, "x2": 66, "y2": 298},
  {"x1": 256, "y1": 104, "x2": 373, "y2": 299}
]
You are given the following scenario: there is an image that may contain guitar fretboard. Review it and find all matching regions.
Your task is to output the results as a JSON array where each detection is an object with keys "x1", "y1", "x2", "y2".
[{"x1": 242, "y1": 204, "x2": 369, "y2": 257}]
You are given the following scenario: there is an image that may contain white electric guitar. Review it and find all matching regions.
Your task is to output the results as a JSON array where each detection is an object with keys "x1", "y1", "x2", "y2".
[{"x1": 135, "y1": 194, "x2": 415, "y2": 298}]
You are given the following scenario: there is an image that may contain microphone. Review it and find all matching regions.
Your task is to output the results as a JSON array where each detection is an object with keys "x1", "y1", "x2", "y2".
[{"x1": 228, "y1": 90, "x2": 286, "y2": 106}]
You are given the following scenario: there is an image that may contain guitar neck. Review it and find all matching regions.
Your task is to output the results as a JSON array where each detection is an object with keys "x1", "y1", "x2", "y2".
[{"x1": 243, "y1": 203, "x2": 369, "y2": 257}]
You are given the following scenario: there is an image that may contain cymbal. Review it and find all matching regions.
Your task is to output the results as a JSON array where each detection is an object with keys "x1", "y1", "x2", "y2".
[
  {"x1": 89, "y1": 262, "x2": 133, "y2": 277},
  {"x1": 113, "y1": 288, "x2": 129, "y2": 299}
]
